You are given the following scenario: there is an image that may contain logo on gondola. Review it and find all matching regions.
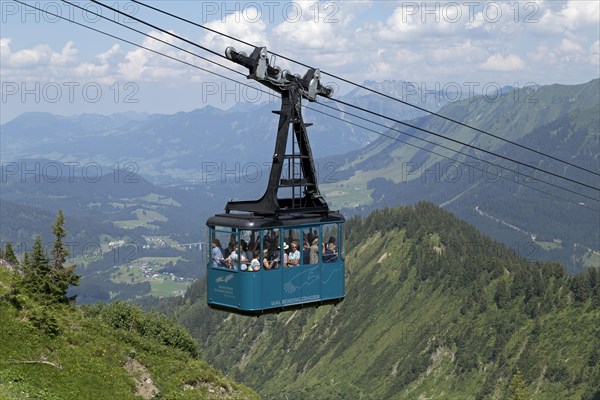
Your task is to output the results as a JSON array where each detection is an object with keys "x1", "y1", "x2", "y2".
[
  {"x1": 216, "y1": 275, "x2": 234, "y2": 283},
  {"x1": 283, "y1": 267, "x2": 320, "y2": 294}
]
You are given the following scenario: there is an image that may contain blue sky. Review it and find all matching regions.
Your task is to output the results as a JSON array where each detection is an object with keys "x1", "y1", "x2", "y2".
[{"x1": 1, "y1": 0, "x2": 599, "y2": 122}]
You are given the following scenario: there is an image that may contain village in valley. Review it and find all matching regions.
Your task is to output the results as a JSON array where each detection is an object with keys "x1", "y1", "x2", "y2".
[{"x1": 108, "y1": 237, "x2": 201, "y2": 298}]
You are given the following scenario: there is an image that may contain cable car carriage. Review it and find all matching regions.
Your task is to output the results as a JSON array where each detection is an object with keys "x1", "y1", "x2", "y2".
[{"x1": 206, "y1": 46, "x2": 345, "y2": 315}]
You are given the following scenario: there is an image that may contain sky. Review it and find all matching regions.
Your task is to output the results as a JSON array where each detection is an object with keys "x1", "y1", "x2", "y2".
[{"x1": 1, "y1": 0, "x2": 599, "y2": 123}]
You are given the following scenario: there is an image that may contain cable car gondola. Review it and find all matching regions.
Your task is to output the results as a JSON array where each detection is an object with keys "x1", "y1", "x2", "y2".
[{"x1": 206, "y1": 46, "x2": 345, "y2": 315}]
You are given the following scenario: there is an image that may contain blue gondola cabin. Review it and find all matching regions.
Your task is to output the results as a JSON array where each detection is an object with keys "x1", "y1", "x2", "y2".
[{"x1": 207, "y1": 213, "x2": 345, "y2": 315}]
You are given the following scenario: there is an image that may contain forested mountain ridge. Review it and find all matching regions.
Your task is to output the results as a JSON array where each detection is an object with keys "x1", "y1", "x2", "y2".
[
  {"x1": 0, "y1": 265, "x2": 259, "y2": 399},
  {"x1": 159, "y1": 202, "x2": 600, "y2": 400}
]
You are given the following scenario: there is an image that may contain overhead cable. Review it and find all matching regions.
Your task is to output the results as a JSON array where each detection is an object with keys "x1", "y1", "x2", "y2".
[{"x1": 129, "y1": 0, "x2": 600, "y2": 178}]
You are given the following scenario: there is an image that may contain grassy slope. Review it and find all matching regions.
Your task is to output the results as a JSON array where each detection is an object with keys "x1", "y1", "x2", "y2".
[
  {"x1": 173, "y1": 204, "x2": 600, "y2": 400},
  {"x1": 0, "y1": 267, "x2": 259, "y2": 400}
]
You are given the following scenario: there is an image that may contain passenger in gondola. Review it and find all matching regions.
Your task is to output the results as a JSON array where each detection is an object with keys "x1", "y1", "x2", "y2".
[
  {"x1": 223, "y1": 242, "x2": 234, "y2": 259},
  {"x1": 241, "y1": 240, "x2": 253, "y2": 262},
  {"x1": 302, "y1": 240, "x2": 311, "y2": 265},
  {"x1": 240, "y1": 245, "x2": 250, "y2": 270},
  {"x1": 268, "y1": 236, "x2": 279, "y2": 268},
  {"x1": 310, "y1": 238, "x2": 319, "y2": 264},
  {"x1": 323, "y1": 242, "x2": 338, "y2": 263},
  {"x1": 226, "y1": 244, "x2": 241, "y2": 269},
  {"x1": 211, "y1": 239, "x2": 225, "y2": 267},
  {"x1": 263, "y1": 249, "x2": 273, "y2": 270},
  {"x1": 287, "y1": 241, "x2": 300, "y2": 267},
  {"x1": 273, "y1": 242, "x2": 288, "y2": 269},
  {"x1": 227, "y1": 233, "x2": 237, "y2": 252},
  {"x1": 250, "y1": 250, "x2": 261, "y2": 271}
]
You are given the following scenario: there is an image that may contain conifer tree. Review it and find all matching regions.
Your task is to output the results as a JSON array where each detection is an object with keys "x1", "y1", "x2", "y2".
[
  {"x1": 21, "y1": 252, "x2": 30, "y2": 272},
  {"x1": 3, "y1": 242, "x2": 19, "y2": 266},
  {"x1": 508, "y1": 368, "x2": 526, "y2": 400},
  {"x1": 21, "y1": 236, "x2": 52, "y2": 300},
  {"x1": 494, "y1": 280, "x2": 510, "y2": 308},
  {"x1": 52, "y1": 210, "x2": 68, "y2": 271},
  {"x1": 50, "y1": 210, "x2": 80, "y2": 303},
  {"x1": 571, "y1": 273, "x2": 592, "y2": 302}
]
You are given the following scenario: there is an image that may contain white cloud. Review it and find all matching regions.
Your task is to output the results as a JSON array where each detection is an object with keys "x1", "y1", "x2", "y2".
[
  {"x1": 74, "y1": 62, "x2": 110, "y2": 77},
  {"x1": 11, "y1": 45, "x2": 51, "y2": 67},
  {"x1": 528, "y1": 45, "x2": 557, "y2": 64},
  {"x1": 0, "y1": 38, "x2": 13, "y2": 61},
  {"x1": 365, "y1": 61, "x2": 394, "y2": 80},
  {"x1": 534, "y1": 0, "x2": 600, "y2": 33},
  {"x1": 560, "y1": 0, "x2": 600, "y2": 29},
  {"x1": 1, "y1": 39, "x2": 120, "y2": 83},
  {"x1": 73, "y1": 44, "x2": 121, "y2": 83},
  {"x1": 97, "y1": 44, "x2": 121, "y2": 63},
  {"x1": 117, "y1": 30, "x2": 203, "y2": 82},
  {"x1": 430, "y1": 40, "x2": 487, "y2": 63},
  {"x1": 479, "y1": 54, "x2": 525, "y2": 72},
  {"x1": 118, "y1": 47, "x2": 150, "y2": 80},
  {"x1": 50, "y1": 41, "x2": 78, "y2": 66},
  {"x1": 273, "y1": 18, "x2": 349, "y2": 51},
  {"x1": 1, "y1": 39, "x2": 77, "y2": 69},
  {"x1": 201, "y1": 11, "x2": 269, "y2": 55},
  {"x1": 559, "y1": 38, "x2": 583, "y2": 54}
]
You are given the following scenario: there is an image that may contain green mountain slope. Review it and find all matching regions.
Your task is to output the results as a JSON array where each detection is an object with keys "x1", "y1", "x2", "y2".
[
  {"x1": 162, "y1": 203, "x2": 599, "y2": 399},
  {"x1": 0, "y1": 266, "x2": 259, "y2": 400}
]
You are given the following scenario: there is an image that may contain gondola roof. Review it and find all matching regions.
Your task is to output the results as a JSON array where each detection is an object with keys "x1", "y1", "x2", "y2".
[{"x1": 207, "y1": 211, "x2": 345, "y2": 229}]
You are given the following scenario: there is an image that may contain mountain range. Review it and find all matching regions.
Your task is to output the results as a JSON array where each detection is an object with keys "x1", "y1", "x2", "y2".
[
  {"x1": 1, "y1": 81, "x2": 442, "y2": 185},
  {"x1": 1, "y1": 79, "x2": 597, "y2": 275}
]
